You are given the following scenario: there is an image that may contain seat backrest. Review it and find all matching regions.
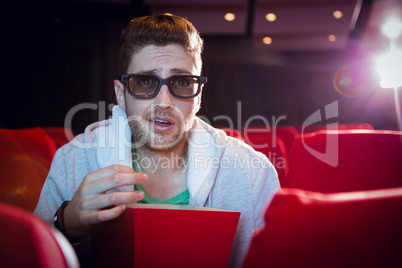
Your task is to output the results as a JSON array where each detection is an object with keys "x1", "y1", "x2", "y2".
[
  {"x1": 295, "y1": 123, "x2": 374, "y2": 134},
  {"x1": 243, "y1": 187, "x2": 402, "y2": 268},
  {"x1": 273, "y1": 126, "x2": 298, "y2": 156},
  {"x1": 41, "y1": 127, "x2": 74, "y2": 149},
  {"x1": 0, "y1": 202, "x2": 79, "y2": 268},
  {"x1": 287, "y1": 130, "x2": 402, "y2": 193},
  {"x1": 0, "y1": 128, "x2": 57, "y2": 211},
  {"x1": 242, "y1": 127, "x2": 288, "y2": 186},
  {"x1": 338, "y1": 123, "x2": 374, "y2": 130}
]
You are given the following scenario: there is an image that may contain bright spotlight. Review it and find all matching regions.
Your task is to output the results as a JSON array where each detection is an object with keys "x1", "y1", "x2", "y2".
[
  {"x1": 382, "y1": 17, "x2": 402, "y2": 39},
  {"x1": 376, "y1": 48, "x2": 402, "y2": 88}
]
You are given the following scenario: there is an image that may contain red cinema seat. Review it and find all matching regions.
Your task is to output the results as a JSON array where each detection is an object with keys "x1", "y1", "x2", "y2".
[
  {"x1": 0, "y1": 202, "x2": 79, "y2": 268},
  {"x1": 0, "y1": 128, "x2": 57, "y2": 212},
  {"x1": 295, "y1": 123, "x2": 374, "y2": 134},
  {"x1": 287, "y1": 130, "x2": 402, "y2": 193},
  {"x1": 273, "y1": 126, "x2": 298, "y2": 156},
  {"x1": 41, "y1": 127, "x2": 74, "y2": 149},
  {"x1": 242, "y1": 127, "x2": 275, "y2": 148},
  {"x1": 338, "y1": 123, "x2": 374, "y2": 130},
  {"x1": 242, "y1": 127, "x2": 288, "y2": 186},
  {"x1": 243, "y1": 187, "x2": 402, "y2": 268}
]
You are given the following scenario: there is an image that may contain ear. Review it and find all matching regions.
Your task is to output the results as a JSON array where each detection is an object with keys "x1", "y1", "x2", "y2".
[{"x1": 114, "y1": 80, "x2": 126, "y2": 110}]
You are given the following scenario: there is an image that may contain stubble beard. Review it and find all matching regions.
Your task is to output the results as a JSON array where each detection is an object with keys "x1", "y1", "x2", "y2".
[{"x1": 128, "y1": 108, "x2": 196, "y2": 152}]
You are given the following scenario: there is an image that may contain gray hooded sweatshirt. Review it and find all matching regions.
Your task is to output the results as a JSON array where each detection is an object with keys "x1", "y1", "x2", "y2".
[{"x1": 34, "y1": 106, "x2": 280, "y2": 267}]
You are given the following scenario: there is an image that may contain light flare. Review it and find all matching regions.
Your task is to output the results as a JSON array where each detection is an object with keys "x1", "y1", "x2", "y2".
[
  {"x1": 381, "y1": 17, "x2": 402, "y2": 39},
  {"x1": 376, "y1": 48, "x2": 402, "y2": 89}
]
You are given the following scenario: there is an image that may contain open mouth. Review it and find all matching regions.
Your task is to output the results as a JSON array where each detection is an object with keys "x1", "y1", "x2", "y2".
[
  {"x1": 152, "y1": 119, "x2": 172, "y2": 125},
  {"x1": 149, "y1": 117, "x2": 175, "y2": 132}
]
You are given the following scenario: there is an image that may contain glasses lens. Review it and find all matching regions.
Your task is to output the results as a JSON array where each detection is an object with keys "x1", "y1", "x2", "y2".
[
  {"x1": 170, "y1": 76, "x2": 200, "y2": 97},
  {"x1": 128, "y1": 75, "x2": 159, "y2": 97}
]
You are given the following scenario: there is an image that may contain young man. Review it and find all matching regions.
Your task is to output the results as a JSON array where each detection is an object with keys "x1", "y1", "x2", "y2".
[{"x1": 34, "y1": 14, "x2": 280, "y2": 267}]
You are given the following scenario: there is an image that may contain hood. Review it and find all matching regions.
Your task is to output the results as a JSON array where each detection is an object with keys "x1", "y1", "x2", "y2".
[{"x1": 79, "y1": 105, "x2": 230, "y2": 204}]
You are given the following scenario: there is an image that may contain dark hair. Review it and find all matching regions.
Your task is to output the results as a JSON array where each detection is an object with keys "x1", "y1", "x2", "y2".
[{"x1": 119, "y1": 14, "x2": 203, "y2": 75}]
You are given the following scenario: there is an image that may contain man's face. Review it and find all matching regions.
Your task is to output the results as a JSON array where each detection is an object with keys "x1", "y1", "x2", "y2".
[{"x1": 114, "y1": 44, "x2": 202, "y2": 151}]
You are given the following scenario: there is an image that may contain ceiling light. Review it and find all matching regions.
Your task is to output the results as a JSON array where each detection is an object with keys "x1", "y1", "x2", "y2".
[
  {"x1": 262, "y1": 37, "x2": 272, "y2": 45},
  {"x1": 265, "y1": 13, "x2": 277, "y2": 22},
  {"x1": 333, "y1": 10, "x2": 343, "y2": 19},
  {"x1": 328, "y1": 34, "x2": 336, "y2": 42},
  {"x1": 224, "y1": 13, "x2": 236, "y2": 22}
]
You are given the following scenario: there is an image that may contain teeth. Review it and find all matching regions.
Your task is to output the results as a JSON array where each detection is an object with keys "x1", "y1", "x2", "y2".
[{"x1": 154, "y1": 119, "x2": 170, "y2": 124}]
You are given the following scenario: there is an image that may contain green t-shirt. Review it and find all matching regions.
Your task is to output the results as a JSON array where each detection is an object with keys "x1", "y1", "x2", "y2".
[
  {"x1": 132, "y1": 145, "x2": 189, "y2": 205},
  {"x1": 134, "y1": 184, "x2": 189, "y2": 205}
]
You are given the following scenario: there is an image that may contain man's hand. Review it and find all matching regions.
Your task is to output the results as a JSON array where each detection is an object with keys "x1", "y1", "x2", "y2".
[{"x1": 63, "y1": 164, "x2": 147, "y2": 241}]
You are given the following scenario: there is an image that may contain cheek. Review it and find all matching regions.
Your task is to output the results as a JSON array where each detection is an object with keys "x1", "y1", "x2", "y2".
[
  {"x1": 124, "y1": 97, "x2": 148, "y2": 117},
  {"x1": 182, "y1": 102, "x2": 200, "y2": 120},
  {"x1": 177, "y1": 101, "x2": 197, "y2": 115}
]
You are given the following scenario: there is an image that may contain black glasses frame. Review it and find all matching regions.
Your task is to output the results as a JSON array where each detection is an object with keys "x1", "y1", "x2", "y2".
[{"x1": 120, "y1": 74, "x2": 207, "y2": 99}]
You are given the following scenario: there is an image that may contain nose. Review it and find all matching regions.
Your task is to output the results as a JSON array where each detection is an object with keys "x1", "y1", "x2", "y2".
[{"x1": 154, "y1": 84, "x2": 174, "y2": 110}]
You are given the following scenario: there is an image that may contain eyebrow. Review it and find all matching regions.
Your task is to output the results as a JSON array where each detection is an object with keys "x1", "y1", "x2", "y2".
[
  {"x1": 170, "y1": 68, "x2": 192, "y2": 75},
  {"x1": 134, "y1": 68, "x2": 192, "y2": 76}
]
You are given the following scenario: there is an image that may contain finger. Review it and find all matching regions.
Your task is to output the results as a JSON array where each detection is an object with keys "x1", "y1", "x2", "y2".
[
  {"x1": 81, "y1": 204, "x2": 128, "y2": 226},
  {"x1": 84, "y1": 164, "x2": 136, "y2": 183},
  {"x1": 81, "y1": 191, "x2": 144, "y2": 211},
  {"x1": 82, "y1": 172, "x2": 148, "y2": 195}
]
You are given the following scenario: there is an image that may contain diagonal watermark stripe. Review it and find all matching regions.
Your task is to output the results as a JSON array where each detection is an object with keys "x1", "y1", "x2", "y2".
[{"x1": 301, "y1": 101, "x2": 339, "y2": 167}]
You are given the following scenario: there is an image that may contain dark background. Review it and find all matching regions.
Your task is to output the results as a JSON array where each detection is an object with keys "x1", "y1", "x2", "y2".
[{"x1": 2, "y1": 0, "x2": 400, "y2": 134}]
